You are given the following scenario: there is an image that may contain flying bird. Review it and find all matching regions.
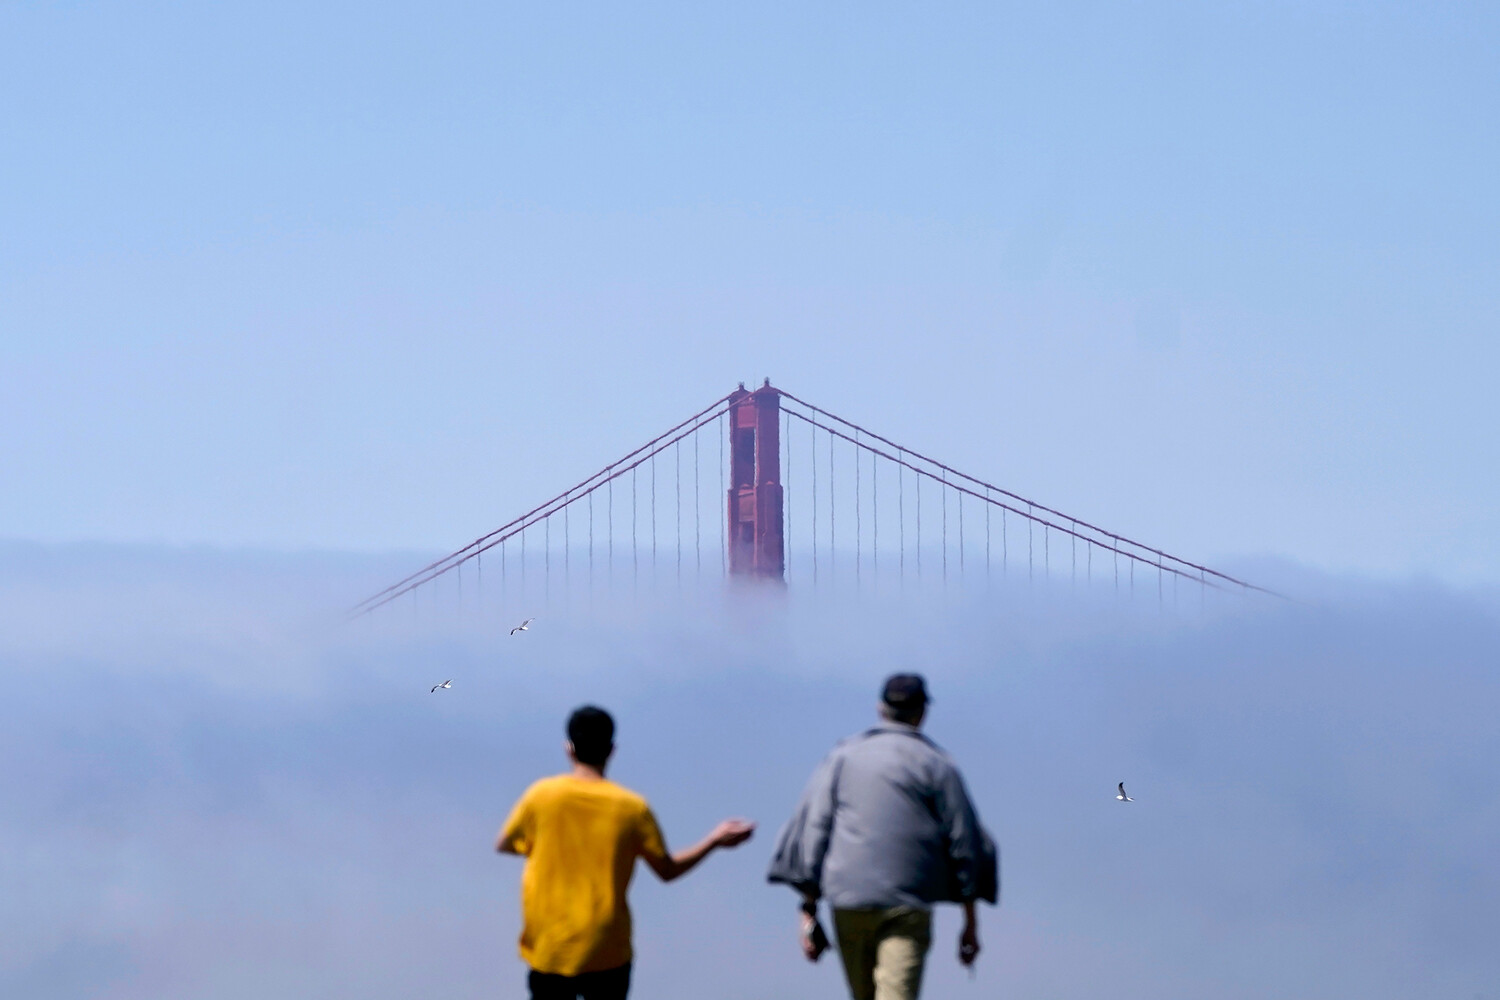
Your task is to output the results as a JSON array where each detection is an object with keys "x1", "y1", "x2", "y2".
[
  {"x1": 431, "y1": 680, "x2": 452, "y2": 693},
  {"x1": 1116, "y1": 782, "x2": 1133, "y2": 802},
  {"x1": 510, "y1": 618, "x2": 535, "y2": 635}
]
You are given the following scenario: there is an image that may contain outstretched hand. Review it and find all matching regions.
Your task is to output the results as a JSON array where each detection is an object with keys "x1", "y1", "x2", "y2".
[{"x1": 711, "y1": 818, "x2": 756, "y2": 848}]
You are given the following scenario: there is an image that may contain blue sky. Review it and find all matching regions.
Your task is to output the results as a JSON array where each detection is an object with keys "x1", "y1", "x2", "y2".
[{"x1": 4, "y1": 2, "x2": 1498, "y2": 580}]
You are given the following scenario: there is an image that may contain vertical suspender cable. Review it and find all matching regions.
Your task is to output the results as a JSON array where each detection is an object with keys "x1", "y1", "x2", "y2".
[
  {"x1": 958, "y1": 486, "x2": 964, "y2": 577},
  {"x1": 811, "y1": 416, "x2": 818, "y2": 584},
  {"x1": 1027, "y1": 504, "x2": 1033, "y2": 582},
  {"x1": 651, "y1": 452, "x2": 657, "y2": 575},
  {"x1": 897, "y1": 447, "x2": 904, "y2": 579},
  {"x1": 675, "y1": 440, "x2": 681, "y2": 583},
  {"x1": 723, "y1": 410, "x2": 729, "y2": 575},
  {"x1": 854, "y1": 430, "x2": 861, "y2": 584},
  {"x1": 694, "y1": 428, "x2": 701, "y2": 575},
  {"x1": 632, "y1": 466, "x2": 638, "y2": 584},
  {"x1": 871, "y1": 447, "x2": 877, "y2": 577},
  {"x1": 784, "y1": 409, "x2": 791, "y2": 581},
  {"x1": 940, "y1": 469, "x2": 947, "y2": 582},
  {"x1": 829, "y1": 421, "x2": 835, "y2": 577}
]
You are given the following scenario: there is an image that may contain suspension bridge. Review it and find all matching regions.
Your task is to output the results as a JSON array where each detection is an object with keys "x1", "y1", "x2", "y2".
[{"x1": 352, "y1": 380, "x2": 1276, "y2": 618}]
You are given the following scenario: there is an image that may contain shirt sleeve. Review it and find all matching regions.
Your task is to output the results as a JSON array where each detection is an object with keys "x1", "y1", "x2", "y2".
[
  {"x1": 635, "y1": 805, "x2": 669, "y2": 866},
  {"x1": 934, "y1": 762, "x2": 997, "y2": 904},
  {"x1": 766, "y1": 748, "x2": 841, "y2": 898},
  {"x1": 498, "y1": 790, "x2": 535, "y2": 856}
]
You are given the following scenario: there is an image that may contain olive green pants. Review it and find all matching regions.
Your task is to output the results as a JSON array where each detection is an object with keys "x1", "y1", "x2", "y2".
[{"x1": 832, "y1": 907, "x2": 932, "y2": 1000}]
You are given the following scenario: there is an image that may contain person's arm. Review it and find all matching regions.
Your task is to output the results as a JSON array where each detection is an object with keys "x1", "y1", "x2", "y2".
[
  {"x1": 798, "y1": 892, "x2": 829, "y2": 962},
  {"x1": 644, "y1": 818, "x2": 755, "y2": 882},
  {"x1": 767, "y1": 750, "x2": 841, "y2": 898},
  {"x1": 495, "y1": 793, "x2": 531, "y2": 855},
  {"x1": 958, "y1": 900, "x2": 980, "y2": 967},
  {"x1": 935, "y1": 762, "x2": 988, "y2": 903},
  {"x1": 495, "y1": 826, "x2": 522, "y2": 855},
  {"x1": 934, "y1": 762, "x2": 990, "y2": 967}
]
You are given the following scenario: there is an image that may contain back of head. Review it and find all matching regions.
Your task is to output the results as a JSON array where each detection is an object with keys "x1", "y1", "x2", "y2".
[
  {"x1": 880, "y1": 672, "x2": 930, "y2": 727},
  {"x1": 567, "y1": 705, "x2": 615, "y2": 767}
]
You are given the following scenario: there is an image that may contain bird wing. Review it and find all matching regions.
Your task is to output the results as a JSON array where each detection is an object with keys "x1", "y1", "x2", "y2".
[{"x1": 1118, "y1": 782, "x2": 1126, "y2": 794}]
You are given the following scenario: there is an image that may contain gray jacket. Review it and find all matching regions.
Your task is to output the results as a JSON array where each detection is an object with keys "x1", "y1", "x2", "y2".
[{"x1": 767, "y1": 721, "x2": 998, "y2": 910}]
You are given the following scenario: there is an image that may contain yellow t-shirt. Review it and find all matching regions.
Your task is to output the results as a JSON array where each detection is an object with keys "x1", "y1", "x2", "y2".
[{"x1": 500, "y1": 775, "x2": 668, "y2": 975}]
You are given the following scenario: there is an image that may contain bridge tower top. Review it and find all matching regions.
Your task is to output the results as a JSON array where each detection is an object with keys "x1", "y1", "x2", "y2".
[{"x1": 727, "y1": 379, "x2": 784, "y2": 580}]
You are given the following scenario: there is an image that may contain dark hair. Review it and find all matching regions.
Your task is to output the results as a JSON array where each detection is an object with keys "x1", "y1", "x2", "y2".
[{"x1": 567, "y1": 705, "x2": 615, "y2": 767}]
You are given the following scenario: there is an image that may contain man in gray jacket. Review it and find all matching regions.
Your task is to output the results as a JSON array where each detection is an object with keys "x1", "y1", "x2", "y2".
[{"x1": 767, "y1": 674, "x2": 997, "y2": 1000}]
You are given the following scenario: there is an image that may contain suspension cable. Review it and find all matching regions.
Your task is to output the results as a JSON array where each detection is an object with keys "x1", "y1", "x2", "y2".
[
  {"x1": 353, "y1": 391, "x2": 736, "y2": 613},
  {"x1": 780, "y1": 408, "x2": 1234, "y2": 595},
  {"x1": 775, "y1": 388, "x2": 1271, "y2": 594},
  {"x1": 355, "y1": 406, "x2": 729, "y2": 615}
]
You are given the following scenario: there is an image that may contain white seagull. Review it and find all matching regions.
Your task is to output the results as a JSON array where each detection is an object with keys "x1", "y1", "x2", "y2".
[
  {"x1": 510, "y1": 618, "x2": 535, "y2": 636},
  {"x1": 1116, "y1": 782, "x2": 1134, "y2": 802},
  {"x1": 431, "y1": 680, "x2": 452, "y2": 693}
]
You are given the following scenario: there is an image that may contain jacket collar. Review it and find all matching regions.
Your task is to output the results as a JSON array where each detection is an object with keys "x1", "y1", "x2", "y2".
[{"x1": 873, "y1": 719, "x2": 923, "y2": 735}]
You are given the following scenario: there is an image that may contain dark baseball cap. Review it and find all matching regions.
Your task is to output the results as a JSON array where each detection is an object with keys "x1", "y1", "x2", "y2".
[{"x1": 881, "y1": 673, "x2": 931, "y2": 709}]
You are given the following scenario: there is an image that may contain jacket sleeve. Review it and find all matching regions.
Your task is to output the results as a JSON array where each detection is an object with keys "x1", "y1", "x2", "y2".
[
  {"x1": 766, "y1": 750, "x2": 841, "y2": 898},
  {"x1": 936, "y1": 763, "x2": 999, "y2": 905}
]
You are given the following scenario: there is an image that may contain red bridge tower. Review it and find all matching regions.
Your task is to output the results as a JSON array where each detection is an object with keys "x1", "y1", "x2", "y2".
[{"x1": 727, "y1": 380, "x2": 784, "y2": 580}]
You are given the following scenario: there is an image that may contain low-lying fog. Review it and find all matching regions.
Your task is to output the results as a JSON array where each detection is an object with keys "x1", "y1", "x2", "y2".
[{"x1": 2, "y1": 542, "x2": 1496, "y2": 999}]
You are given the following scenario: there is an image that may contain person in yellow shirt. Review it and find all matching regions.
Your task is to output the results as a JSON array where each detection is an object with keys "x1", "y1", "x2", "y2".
[{"x1": 497, "y1": 705, "x2": 755, "y2": 1000}]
